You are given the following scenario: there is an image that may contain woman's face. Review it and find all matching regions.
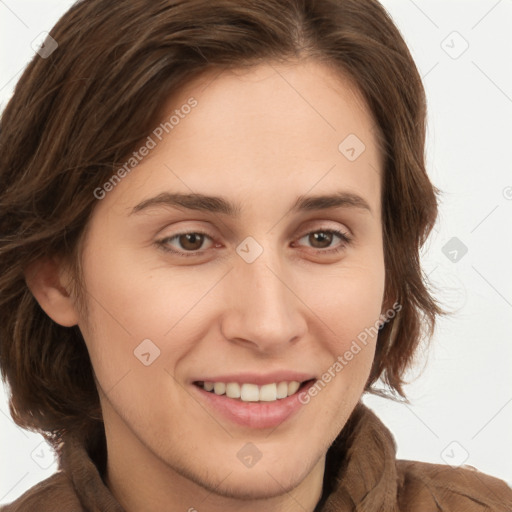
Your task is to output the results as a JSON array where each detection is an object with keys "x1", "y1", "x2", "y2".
[{"x1": 76, "y1": 59, "x2": 385, "y2": 503}]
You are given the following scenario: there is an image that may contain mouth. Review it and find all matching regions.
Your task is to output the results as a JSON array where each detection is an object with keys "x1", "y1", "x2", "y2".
[
  {"x1": 193, "y1": 379, "x2": 315, "y2": 402},
  {"x1": 191, "y1": 378, "x2": 317, "y2": 429}
]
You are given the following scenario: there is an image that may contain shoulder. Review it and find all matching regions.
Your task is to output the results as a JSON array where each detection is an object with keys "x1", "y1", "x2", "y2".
[
  {"x1": 396, "y1": 459, "x2": 512, "y2": 511},
  {"x1": 0, "y1": 471, "x2": 83, "y2": 512}
]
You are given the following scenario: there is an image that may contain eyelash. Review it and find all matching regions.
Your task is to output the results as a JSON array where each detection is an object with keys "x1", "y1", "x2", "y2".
[{"x1": 156, "y1": 228, "x2": 352, "y2": 258}]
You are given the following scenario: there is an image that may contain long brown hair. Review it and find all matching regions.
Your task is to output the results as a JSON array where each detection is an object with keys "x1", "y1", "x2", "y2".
[{"x1": 0, "y1": 0, "x2": 441, "y2": 460}]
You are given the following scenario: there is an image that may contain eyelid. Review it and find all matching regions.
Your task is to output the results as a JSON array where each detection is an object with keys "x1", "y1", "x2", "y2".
[
  {"x1": 156, "y1": 229, "x2": 217, "y2": 257},
  {"x1": 156, "y1": 221, "x2": 353, "y2": 257},
  {"x1": 295, "y1": 220, "x2": 352, "y2": 239},
  {"x1": 293, "y1": 228, "x2": 352, "y2": 254},
  {"x1": 293, "y1": 219, "x2": 352, "y2": 245}
]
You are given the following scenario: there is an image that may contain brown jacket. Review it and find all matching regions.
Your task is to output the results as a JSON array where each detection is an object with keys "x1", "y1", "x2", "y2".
[{"x1": 2, "y1": 402, "x2": 511, "y2": 511}]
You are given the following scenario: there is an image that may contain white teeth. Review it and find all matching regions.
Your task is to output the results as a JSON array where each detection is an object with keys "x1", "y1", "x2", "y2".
[
  {"x1": 226, "y1": 382, "x2": 241, "y2": 399},
  {"x1": 288, "y1": 381, "x2": 300, "y2": 395},
  {"x1": 241, "y1": 383, "x2": 260, "y2": 402},
  {"x1": 259, "y1": 383, "x2": 277, "y2": 401},
  {"x1": 213, "y1": 382, "x2": 226, "y2": 395},
  {"x1": 276, "y1": 381, "x2": 288, "y2": 399},
  {"x1": 199, "y1": 380, "x2": 306, "y2": 402}
]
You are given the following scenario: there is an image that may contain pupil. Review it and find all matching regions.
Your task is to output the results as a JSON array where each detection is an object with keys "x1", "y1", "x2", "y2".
[
  {"x1": 311, "y1": 232, "x2": 332, "y2": 248},
  {"x1": 180, "y1": 233, "x2": 203, "y2": 250}
]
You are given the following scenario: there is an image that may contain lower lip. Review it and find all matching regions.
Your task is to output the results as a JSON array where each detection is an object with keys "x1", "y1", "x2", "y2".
[{"x1": 192, "y1": 380, "x2": 316, "y2": 429}]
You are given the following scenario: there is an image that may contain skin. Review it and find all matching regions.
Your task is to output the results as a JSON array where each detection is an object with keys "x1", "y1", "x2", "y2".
[{"x1": 28, "y1": 58, "x2": 386, "y2": 512}]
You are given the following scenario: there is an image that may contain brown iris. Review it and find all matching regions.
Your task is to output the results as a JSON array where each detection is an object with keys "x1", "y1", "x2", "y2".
[{"x1": 178, "y1": 233, "x2": 205, "y2": 251}]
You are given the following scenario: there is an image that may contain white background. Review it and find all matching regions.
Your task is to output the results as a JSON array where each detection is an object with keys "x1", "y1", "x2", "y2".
[{"x1": 1, "y1": 0, "x2": 511, "y2": 504}]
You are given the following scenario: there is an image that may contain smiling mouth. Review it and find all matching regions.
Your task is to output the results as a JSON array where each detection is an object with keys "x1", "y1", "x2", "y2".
[{"x1": 193, "y1": 379, "x2": 315, "y2": 403}]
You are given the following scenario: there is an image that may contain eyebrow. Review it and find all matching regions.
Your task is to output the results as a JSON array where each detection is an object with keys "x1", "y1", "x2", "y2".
[{"x1": 130, "y1": 191, "x2": 372, "y2": 217}]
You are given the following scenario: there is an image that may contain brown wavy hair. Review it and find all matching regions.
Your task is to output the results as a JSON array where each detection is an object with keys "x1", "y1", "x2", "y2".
[{"x1": 0, "y1": 0, "x2": 441, "y2": 462}]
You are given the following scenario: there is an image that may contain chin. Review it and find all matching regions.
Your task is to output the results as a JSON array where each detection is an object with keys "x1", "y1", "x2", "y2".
[
  {"x1": 200, "y1": 470, "x2": 303, "y2": 501},
  {"x1": 170, "y1": 452, "x2": 316, "y2": 502}
]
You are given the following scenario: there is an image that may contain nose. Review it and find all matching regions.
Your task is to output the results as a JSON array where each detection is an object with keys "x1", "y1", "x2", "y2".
[{"x1": 219, "y1": 245, "x2": 307, "y2": 353}]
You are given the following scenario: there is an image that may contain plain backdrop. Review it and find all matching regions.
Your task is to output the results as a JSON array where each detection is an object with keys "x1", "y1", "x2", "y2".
[{"x1": 1, "y1": 0, "x2": 511, "y2": 504}]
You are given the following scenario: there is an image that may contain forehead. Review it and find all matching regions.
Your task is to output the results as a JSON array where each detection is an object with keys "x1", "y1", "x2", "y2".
[
  {"x1": 161, "y1": 59, "x2": 381, "y2": 165},
  {"x1": 95, "y1": 59, "x2": 383, "y2": 219}
]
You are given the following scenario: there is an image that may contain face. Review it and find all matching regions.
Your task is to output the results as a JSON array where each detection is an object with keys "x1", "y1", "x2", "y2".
[{"x1": 74, "y1": 59, "x2": 385, "y2": 505}]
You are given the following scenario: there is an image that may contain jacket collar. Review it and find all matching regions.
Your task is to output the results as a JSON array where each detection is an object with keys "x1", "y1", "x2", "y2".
[
  {"x1": 316, "y1": 401, "x2": 400, "y2": 511},
  {"x1": 60, "y1": 401, "x2": 399, "y2": 512},
  {"x1": 60, "y1": 433, "x2": 124, "y2": 512}
]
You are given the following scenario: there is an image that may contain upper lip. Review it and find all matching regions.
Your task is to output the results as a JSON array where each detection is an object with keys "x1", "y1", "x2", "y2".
[{"x1": 192, "y1": 371, "x2": 316, "y2": 386}]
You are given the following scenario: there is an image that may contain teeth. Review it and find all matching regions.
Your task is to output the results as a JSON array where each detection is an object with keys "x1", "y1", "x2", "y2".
[
  {"x1": 241, "y1": 383, "x2": 260, "y2": 402},
  {"x1": 276, "y1": 381, "x2": 288, "y2": 399},
  {"x1": 259, "y1": 383, "x2": 277, "y2": 401},
  {"x1": 288, "y1": 381, "x2": 300, "y2": 395},
  {"x1": 226, "y1": 382, "x2": 241, "y2": 399},
  {"x1": 199, "y1": 380, "x2": 306, "y2": 402},
  {"x1": 213, "y1": 382, "x2": 226, "y2": 395}
]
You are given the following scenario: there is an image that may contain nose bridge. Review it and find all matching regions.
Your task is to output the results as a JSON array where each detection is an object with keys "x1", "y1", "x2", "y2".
[
  {"x1": 221, "y1": 241, "x2": 306, "y2": 350},
  {"x1": 246, "y1": 256, "x2": 288, "y2": 314}
]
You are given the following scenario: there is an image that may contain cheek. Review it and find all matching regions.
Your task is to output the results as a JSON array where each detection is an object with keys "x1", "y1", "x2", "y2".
[
  {"x1": 306, "y1": 263, "x2": 385, "y2": 341},
  {"x1": 79, "y1": 235, "x2": 218, "y2": 339},
  {"x1": 76, "y1": 239, "x2": 241, "y2": 411},
  {"x1": 292, "y1": 266, "x2": 385, "y2": 440},
  {"x1": 299, "y1": 263, "x2": 386, "y2": 401}
]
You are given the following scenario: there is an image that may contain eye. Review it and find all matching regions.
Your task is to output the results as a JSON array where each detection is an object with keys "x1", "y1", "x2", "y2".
[
  {"x1": 156, "y1": 227, "x2": 352, "y2": 258},
  {"x1": 293, "y1": 228, "x2": 352, "y2": 255},
  {"x1": 157, "y1": 231, "x2": 216, "y2": 257}
]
